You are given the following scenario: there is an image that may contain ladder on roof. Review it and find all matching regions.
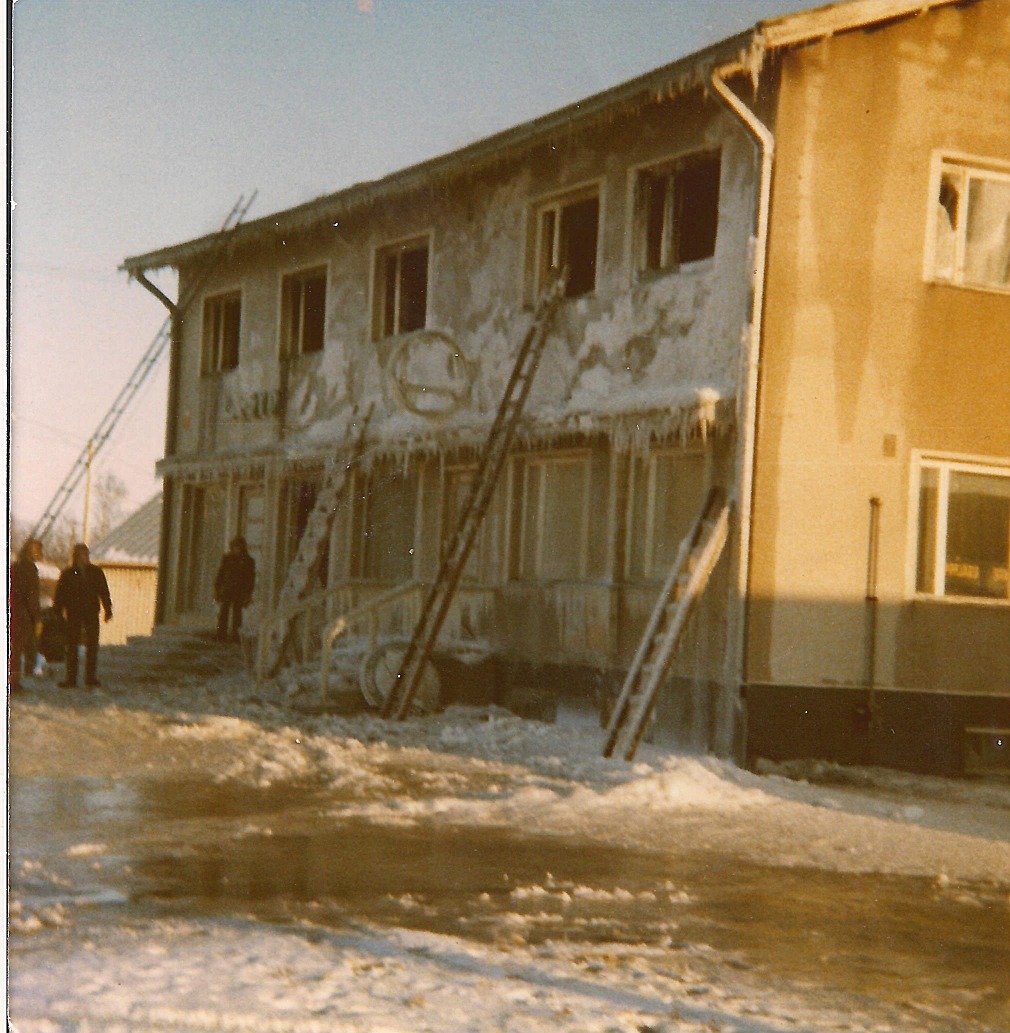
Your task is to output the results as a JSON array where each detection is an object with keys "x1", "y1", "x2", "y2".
[
  {"x1": 603, "y1": 487, "x2": 730, "y2": 762},
  {"x1": 381, "y1": 272, "x2": 568, "y2": 719},
  {"x1": 260, "y1": 405, "x2": 374, "y2": 678},
  {"x1": 29, "y1": 192, "x2": 258, "y2": 544}
]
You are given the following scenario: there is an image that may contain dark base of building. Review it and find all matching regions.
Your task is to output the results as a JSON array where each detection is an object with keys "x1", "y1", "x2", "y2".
[
  {"x1": 744, "y1": 683, "x2": 1010, "y2": 777},
  {"x1": 434, "y1": 654, "x2": 1010, "y2": 777}
]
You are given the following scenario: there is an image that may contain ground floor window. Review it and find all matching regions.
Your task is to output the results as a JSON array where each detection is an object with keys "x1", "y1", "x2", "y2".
[
  {"x1": 442, "y1": 466, "x2": 482, "y2": 582},
  {"x1": 351, "y1": 466, "x2": 418, "y2": 582},
  {"x1": 515, "y1": 454, "x2": 590, "y2": 580},
  {"x1": 626, "y1": 449, "x2": 706, "y2": 580},
  {"x1": 279, "y1": 475, "x2": 329, "y2": 591},
  {"x1": 236, "y1": 484, "x2": 266, "y2": 578},
  {"x1": 915, "y1": 455, "x2": 1010, "y2": 600}
]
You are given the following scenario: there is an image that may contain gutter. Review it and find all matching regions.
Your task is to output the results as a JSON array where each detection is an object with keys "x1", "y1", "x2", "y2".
[
  {"x1": 709, "y1": 60, "x2": 775, "y2": 713},
  {"x1": 131, "y1": 270, "x2": 181, "y2": 627}
]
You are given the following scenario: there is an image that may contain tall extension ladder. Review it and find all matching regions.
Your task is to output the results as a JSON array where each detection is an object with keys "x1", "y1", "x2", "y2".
[
  {"x1": 260, "y1": 405, "x2": 374, "y2": 677},
  {"x1": 382, "y1": 273, "x2": 568, "y2": 719},
  {"x1": 603, "y1": 488, "x2": 730, "y2": 762},
  {"x1": 29, "y1": 193, "x2": 258, "y2": 544}
]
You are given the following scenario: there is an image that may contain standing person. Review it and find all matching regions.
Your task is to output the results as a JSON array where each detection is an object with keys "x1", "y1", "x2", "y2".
[
  {"x1": 9, "y1": 538, "x2": 43, "y2": 691},
  {"x1": 53, "y1": 544, "x2": 113, "y2": 688},
  {"x1": 214, "y1": 536, "x2": 255, "y2": 642}
]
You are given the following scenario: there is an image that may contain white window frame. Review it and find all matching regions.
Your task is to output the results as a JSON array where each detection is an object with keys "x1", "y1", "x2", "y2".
[
  {"x1": 908, "y1": 450, "x2": 1010, "y2": 604},
  {"x1": 372, "y1": 233, "x2": 432, "y2": 341},
  {"x1": 624, "y1": 446, "x2": 707, "y2": 580},
  {"x1": 279, "y1": 263, "x2": 329, "y2": 359},
  {"x1": 516, "y1": 452, "x2": 591, "y2": 581},
  {"x1": 201, "y1": 290, "x2": 242, "y2": 374},
  {"x1": 630, "y1": 149, "x2": 721, "y2": 279},
  {"x1": 531, "y1": 181, "x2": 603, "y2": 300},
  {"x1": 923, "y1": 151, "x2": 1010, "y2": 295}
]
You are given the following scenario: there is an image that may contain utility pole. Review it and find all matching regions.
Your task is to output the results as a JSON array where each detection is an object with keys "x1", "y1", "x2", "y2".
[{"x1": 81, "y1": 439, "x2": 94, "y2": 545}]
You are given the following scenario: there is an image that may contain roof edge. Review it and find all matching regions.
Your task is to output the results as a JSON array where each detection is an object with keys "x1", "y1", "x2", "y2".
[
  {"x1": 121, "y1": 0, "x2": 967, "y2": 276},
  {"x1": 120, "y1": 31, "x2": 752, "y2": 274},
  {"x1": 757, "y1": 0, "x2": 962, "y2": 49}
]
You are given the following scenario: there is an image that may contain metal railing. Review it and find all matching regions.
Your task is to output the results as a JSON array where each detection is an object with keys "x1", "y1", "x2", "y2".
[{"x1": 319, "y1": 581, "x2": 428, "y2": 701}]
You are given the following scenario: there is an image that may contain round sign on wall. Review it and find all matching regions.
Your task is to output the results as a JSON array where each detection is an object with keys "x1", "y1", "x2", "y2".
[{"x1": 387, "y1": 330, "x2": 476, "y2": 417}]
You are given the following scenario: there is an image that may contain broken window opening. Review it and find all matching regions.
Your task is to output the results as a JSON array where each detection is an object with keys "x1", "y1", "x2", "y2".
[
  {"x1": 929, "y1": 157, "x2": 1010, "y2": 292},
  {"x1": 637, "y1": 151, "x2": 721, "y2": 275},
  {"x1": 281, "y1": 267, "x2": 327, "y2": 359},
  {"x1": 536, "y1": 191, "x2": 600, "y2": 299},
  {"x1": 915, "y1": 457, "x2": 1010, "y2": 601},
  {"x1": 374, "y1": 238, "x2": 429, "y2": 339},
  {"x1": 201, "y1": 292, "x2": 241, "y2": 374}
]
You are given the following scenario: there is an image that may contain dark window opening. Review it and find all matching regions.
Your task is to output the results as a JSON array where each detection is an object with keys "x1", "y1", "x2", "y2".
[
  {"x1": 376, "y1": 240, "x2": 429, "y2": 338},
  {"x1": 282, "y1": 268, "x2": 327, "y2": 358},
  {"x1": 201, "y1": 292, "x2": 241, "y2": 374},
  {"x1": 640, "y1": 151, "x2": 721, "y2": 273},
  {"x1": 540, "y1": 194, "x2": 599, "y2": 298}
]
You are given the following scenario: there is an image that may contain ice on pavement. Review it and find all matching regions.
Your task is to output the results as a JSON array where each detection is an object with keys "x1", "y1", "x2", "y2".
[{"x1": 8, "y1": 667, "x2": 1010, "y2": 1032}]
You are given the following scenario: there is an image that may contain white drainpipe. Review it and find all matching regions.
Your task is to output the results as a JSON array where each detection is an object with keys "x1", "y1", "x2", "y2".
[{"x1": 710, "y1": 60, "x2": 774, "y2": 709}]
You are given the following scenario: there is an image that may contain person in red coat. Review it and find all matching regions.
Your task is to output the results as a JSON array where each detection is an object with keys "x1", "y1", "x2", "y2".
[
  {"x1": 53, "y1": 543, "x2": 113, "y2": 688},
  {"x1": 214, "y1": 536, "x2": 256, "y2": 642}
]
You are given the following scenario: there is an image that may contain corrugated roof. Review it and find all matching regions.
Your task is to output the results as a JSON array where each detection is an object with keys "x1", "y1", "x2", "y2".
[{"x1": 91, "y1": 493, "x2": 162, "y2": 567}]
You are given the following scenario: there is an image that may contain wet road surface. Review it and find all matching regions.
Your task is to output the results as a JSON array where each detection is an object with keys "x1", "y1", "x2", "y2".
[{"x1": 10, "y1": 770, "x2": 1010, "y2": 1031}]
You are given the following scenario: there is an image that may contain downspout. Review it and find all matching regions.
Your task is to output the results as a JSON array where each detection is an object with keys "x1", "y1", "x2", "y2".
[
  {"x1": 710, "y1": 58, "x2": 774, "y2": 756},
  {"x1": 133, "y1": 268, "x2": 182, "y2": 626}
]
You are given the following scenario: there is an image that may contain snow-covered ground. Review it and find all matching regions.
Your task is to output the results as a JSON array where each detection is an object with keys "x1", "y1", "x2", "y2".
[{"x1": 8, "y1": 664, "x2": 1010, "y2": 1032}]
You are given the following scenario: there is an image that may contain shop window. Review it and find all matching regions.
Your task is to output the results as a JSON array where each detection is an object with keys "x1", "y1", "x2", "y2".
[
  {"x1": 374, "y1": 237, "x2": 429, "y2": 339},
  {"x1": 636, "y1": 151, "x2": 720, "y2": 275},
  {"x1": 516, "y1": 455, "x2": 590, "y2": 580},
  {"x1": 626, "y1": 450, "x2": 706, "y2": 580},
  {"x1": 352, "y1": 467, "x2": 418, "y2": 582},
  {"x1": 535, "y1": 189, "x2": 599, "y2": 298},
  {"x1": 915, "y1": 457, "x2": 1010, "y2": 601},
  {"x1": 928, "y1": 155, "x2": 1010, "y2": 292},
  {"x1": 201, "y1": 291, "x2": 241, "y2": 374},
  {"x1": 281, "y1": 266, "x2": 327, "y2": 358}
]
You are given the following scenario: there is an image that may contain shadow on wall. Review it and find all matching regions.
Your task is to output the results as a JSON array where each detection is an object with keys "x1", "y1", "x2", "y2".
[{"x1": 745, "y1": 594, "x2": 1010, "y2": 776}]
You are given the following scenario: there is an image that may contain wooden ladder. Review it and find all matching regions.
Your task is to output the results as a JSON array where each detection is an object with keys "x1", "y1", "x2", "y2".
[
  {"x1": 382, "y1": 274, "x2": 567, "y2": 719},
  {"x1": 261, "y1": 405, "x2": 373, "y2": 676},
  {"x1": 603, "y1": 488, "x2": 730, "y2": 762}
]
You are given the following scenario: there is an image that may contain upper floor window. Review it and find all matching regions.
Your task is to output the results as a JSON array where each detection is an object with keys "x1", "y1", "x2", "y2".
[
  {"x1": 928, "y1": 155, "x2": 1010, "y2": 292},
  {"x1": 914, "y1": 455, "x2": 1010, "y2": 601},
  {"x1": 374, "y1": 237, "x2": 429, "y2": 339},
  {"x1": 201, "y1": 291, "x2": 241, "y2": 374},
  {"x1": 281, "y1": 266, "x2": 327, "y2": 359},
  {"x1": 535, "y1": 188, "x2": 600, "y2": 299},
  {"x1": 636, "y1": 151, "x2": 720, "y2": 276}
]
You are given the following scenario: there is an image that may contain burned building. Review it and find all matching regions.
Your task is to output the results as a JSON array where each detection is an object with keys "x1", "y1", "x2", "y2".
[{"x1": 122, "y1": 0, "x2": 1010, "y2": 774}]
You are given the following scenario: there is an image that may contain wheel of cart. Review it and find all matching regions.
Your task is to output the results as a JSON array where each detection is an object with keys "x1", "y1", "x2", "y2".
[{"x1": 360, "y1": 639, "x2": 441, "y2": 715}]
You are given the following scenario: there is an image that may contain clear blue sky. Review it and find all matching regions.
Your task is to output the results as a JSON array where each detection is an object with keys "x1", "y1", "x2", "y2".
[{"x1": 10, "y1": 0, "x2": 820, "y2": 537}]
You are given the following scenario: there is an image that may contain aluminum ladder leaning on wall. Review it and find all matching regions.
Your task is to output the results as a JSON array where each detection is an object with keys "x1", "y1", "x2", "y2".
[
  {"x1": 258, "y1": 404, "x2": 374, "y2": 678},
  {"x1": 603, "y1": 487, "x2": 731, "y2": 762},
  {"x1": 381, "y1": 271, "x2": 568, "y2": 720},
  {"x1": 30, "y1": 193, "x2": 257, "y2": 545}
]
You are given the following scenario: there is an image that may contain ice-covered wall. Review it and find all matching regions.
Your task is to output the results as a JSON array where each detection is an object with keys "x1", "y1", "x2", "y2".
[{"x1": 173, "y1": 88, "x2": 757, "y2": 467}]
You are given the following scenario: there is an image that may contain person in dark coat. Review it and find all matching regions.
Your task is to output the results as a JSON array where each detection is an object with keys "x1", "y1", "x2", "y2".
[
  {"x1": 214, "y1": 536, "x2": 256, "y2": 642},
  {"x1": 53, "y1": 543, "x2": 113, "y2": 688},
  {"x1": 9, "y1": 537, "x2": 43, "y2": 691}
]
